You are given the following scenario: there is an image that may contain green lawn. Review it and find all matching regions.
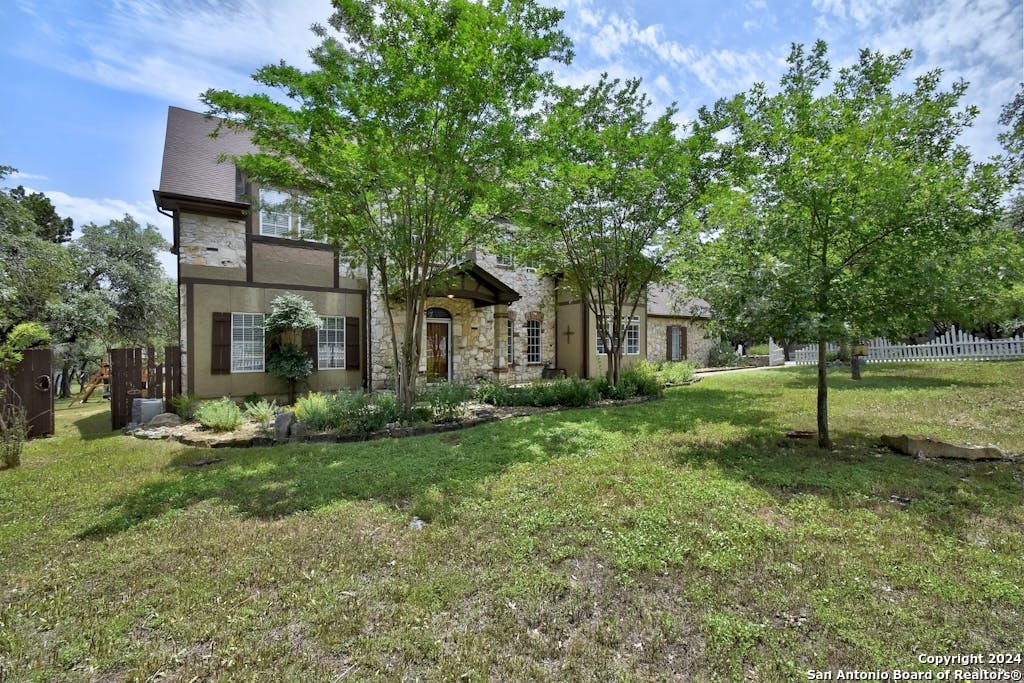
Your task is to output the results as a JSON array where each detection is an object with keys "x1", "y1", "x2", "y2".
[{"x1": 2, "y1": 362, "x2": 1022, "y2": 681}]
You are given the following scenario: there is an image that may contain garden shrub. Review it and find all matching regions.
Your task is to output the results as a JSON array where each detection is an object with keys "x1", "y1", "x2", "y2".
[
  {"x1": 0, "y1": 398, "x2": 28, "y2": 469},
  {"x1": 475, "y1": 380, "x2": 513, "y2": 406},
  {"x1": 421, "y1": 382, "x2": 470, "y2": 422},
  {"x1": 708, "y1": 342, "x2": 742, "y2": 368},
  {"x1": 476, "y1": 377, "x2": 598, "y2": 408},
  {"x1": 295, "y1": 390, "x2": 427, "y2": 433},
  {"x1": 195, "y1": 397, "x2": 243, "y2": 432},
  {"x1": 294, "y1": 392, "x2": 344, "y2": 432},
  {"x1": 170, "y1": 392, "x2": 201, "y2": 420},
  {"x1": 623, "y1": 361, "x2": 663, "y2": 397},
  {"x1": 658, "y1": 360, "x2": 696, "y2": 384},
  {"x1": 244, "y1": 399, "x2": 277, "y2": 431},
  {"x1": 552, "y1": 376, "x2": 598, "y2": 407}
]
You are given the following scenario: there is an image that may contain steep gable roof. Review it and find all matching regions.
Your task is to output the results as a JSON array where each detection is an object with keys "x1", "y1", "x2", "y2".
[{"x1": 158, "y1": 106, "x2": 256, "y2": 204}]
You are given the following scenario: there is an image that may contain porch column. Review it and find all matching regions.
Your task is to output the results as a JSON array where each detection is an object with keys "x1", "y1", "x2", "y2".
[{"x1": 493, "y1": 304, "x2": 508, "y2": 371}]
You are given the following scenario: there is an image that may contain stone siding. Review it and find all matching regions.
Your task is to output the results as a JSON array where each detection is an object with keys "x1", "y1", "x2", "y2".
[
  {"x1": 646, "y1": 317, "x2": 712, "y2": 367},
  {"x1": 368, "y1": 252, "x2": 557, "y2": 388},
  {"x1": 179, "y1": 213, "x2": 247, "y2": 268}
]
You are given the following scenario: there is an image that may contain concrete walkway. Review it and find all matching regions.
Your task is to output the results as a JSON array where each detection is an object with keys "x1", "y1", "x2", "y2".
[{"x1": 693, "y1": 365, "x2": 790, "y2": 379}]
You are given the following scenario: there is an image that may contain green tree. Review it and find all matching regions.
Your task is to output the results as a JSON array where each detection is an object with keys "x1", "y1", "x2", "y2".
[
  {"x1": 71, "y1": 216, "x2": 175, "y2": 347},
  {"x1": 265, "y1": 294, "x2": 321, "y2": 405},
  {"x1": 0, "y1": 167, "x2": 71, "y2": 336},
  {"x1": 514, "y1": 75, "x2": 690, "y2": 384},
  {"x1": 203, "y1": 0, "x2": 571, "y2": 406},
  {"x1": 7, "y1": 186, "x2": 74, "y2": 243},
  {"x1": 683, "y1": 42, "x2": 1004, "y2": 447},
  {"x1": 45, "y1": 216, "x2": 176, "y2": 397}
]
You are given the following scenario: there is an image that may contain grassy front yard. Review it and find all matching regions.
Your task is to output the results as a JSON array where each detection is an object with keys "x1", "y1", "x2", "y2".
[{"x1": 2, "y1": 362, "x2": 1022, "y2": 680}]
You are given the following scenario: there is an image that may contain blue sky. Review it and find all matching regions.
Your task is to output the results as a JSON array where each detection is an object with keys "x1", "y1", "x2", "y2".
[{"x1": 1, "y1": 0, "x2": 1020, "y2": 276}]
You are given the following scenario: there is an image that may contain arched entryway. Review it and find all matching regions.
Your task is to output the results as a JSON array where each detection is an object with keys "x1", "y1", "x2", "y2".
[{"x1": 425, "y1": 307, "x2": 452, "y2": 382}]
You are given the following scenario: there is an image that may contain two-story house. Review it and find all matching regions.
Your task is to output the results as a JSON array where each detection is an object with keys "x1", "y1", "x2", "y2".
[{"x1": 154, "y1": 107, "x2": 711, "y2": 399}]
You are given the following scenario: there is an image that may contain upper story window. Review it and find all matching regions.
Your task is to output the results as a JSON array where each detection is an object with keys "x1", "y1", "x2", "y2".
[
  {"x1": 495, "y1": 254, "x2": 514, "y2": 268},
  {"x1": 259, "y1": 189, "x2": 323, "y2": 241}
]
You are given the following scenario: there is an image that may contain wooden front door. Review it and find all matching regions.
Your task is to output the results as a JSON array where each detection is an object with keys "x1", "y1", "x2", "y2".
[{"x1": 426, "y1": 320, "x2": 450, "y2": 382}]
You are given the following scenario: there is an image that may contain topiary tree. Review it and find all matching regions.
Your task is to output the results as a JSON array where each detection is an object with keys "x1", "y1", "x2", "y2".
[{"x1": 264, "y1": 294, "x2": 321, "y2": 404}]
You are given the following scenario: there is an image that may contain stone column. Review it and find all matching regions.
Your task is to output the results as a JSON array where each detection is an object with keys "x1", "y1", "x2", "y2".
[{"x1": 493, "y1": 304, "x2": 508, "y2": 372}]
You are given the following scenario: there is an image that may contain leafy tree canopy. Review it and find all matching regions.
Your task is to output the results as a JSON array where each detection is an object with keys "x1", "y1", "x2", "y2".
[
  {"x1": 513, "y1": 74, "x2": 692, "y2": 384},
  {"x1": 203, "y1": 0, "x2": 571, "y2": 405},
  {"x1": 679, "y1": 41, "x2": 1005, "y2": 446}
]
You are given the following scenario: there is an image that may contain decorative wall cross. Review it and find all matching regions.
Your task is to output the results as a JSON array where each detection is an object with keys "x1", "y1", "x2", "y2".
[{"x1": 564, "y1": 326, "x2": 575, "y2": 342}]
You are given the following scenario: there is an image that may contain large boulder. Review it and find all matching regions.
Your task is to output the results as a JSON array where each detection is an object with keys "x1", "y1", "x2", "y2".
[
  {"x1": 881, "y1": 434, "x2": 1010, "y2": 461},
  {"x1": 147, "y1": 412, "x2": 182, "y2": 428},
  {"x1": 274, "y1": 411, "x2": 295, "y2": 440}
]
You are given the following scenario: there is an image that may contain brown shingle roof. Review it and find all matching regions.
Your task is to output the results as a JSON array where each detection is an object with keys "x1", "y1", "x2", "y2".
[
  {"x1": 647, "y1": 283, "x2": 711, "y2": 319},
  {"x1": 158, "y1": 106, "x2": 256, "y2": 203}
]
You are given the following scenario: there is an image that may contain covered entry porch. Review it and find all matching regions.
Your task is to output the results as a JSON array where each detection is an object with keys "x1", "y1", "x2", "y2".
[{"x1": 420, "y1": 262, "x2": 521, "y2": 383}]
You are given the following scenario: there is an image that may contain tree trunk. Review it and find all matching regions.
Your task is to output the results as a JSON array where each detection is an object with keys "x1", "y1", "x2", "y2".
[
  {"x1": 816, "y1": 336, "x2": 830, "y2": 448},
  {"x1": 851, "y1": 355, "x2": 862, "y2": 381},
  {"x1": 59, "y1": 361, "x2": 72, "y2": 398}
]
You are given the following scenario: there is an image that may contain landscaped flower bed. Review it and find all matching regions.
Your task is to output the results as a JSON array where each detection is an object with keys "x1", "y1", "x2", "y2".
[{"x1": 129, "y1": 363, "x2": 683, "y2": 448}]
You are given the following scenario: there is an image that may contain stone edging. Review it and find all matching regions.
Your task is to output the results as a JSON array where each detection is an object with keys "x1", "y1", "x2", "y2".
[{"x1": 133, "y1": 395, "x2": 662, "y2": 449}]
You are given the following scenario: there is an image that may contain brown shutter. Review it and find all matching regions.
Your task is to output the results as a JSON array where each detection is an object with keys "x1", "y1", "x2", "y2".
[
  {"x1": 211, "y1": 312, "x2": 231, "y2": 375},
  {"x1": 666, "y1": 326, "x2": 674, "y2": 361},
  {"x1": 345, "y1": 317, "x2": 360, "y2": 370},
  {"x1": 681, "y1": 326, "x2": 688, "y2": 360},
  {"x1": 302, "y1": 327, "x2": 318, "y2": 370}
]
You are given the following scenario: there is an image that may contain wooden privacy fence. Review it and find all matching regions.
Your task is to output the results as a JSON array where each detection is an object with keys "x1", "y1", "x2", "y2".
[
  {"x1": 0, "y1": 348, "x2": 54, "y2": 438},
  {"x1": 792, "y1": 328, "x2": 1024, "y2": 365},
  {"x1": 109, "y1": 346, "x2": 181, "y2": 430}
]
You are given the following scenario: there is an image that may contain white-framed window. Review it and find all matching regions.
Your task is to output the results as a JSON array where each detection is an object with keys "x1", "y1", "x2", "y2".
[
  {"x1": 496, "y1": 254, "x2": 514, "y2": 268},
  {"x1": 259, "y1": 189, "x2": 296, "y2": 238},
  {"x1": 526, "y1": 320, "x2": 542, "y2": 363},
  {"x1": 231, "y1": 313, "x2": 265, "y2": 373},
  {"x1": 259, "y1": 189, "x2": 323, "y2": 241},
  {"x1": 318, "y1": 316, "x2": 346, "y2": 369},
  {"x1": 507, "y1": 318, "x2": 514, "y2": 364},
  {"x1": 669, "y1": 326, "x2": 683, "y2": 361},
  {"x1": 596, "y1": 316, "x2": 640, "y2": 355}
]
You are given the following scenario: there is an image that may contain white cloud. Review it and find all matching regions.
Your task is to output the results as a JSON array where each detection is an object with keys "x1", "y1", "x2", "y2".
[
  {"x1": 653, "y1": 74, "x2": 673, "y2": 97},
  {"x1": 8, "y1": 171, "x2": 49, "y2": 181},
  {"x1": 35, "y1": 189, "x2": 176, "y2": 275},
  {"x1": 14, "y1": 0, "x2": 333, "y2": 106}
]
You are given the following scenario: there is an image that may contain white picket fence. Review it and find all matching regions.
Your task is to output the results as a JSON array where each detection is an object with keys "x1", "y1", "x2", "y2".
[
  {"x1": 767, "y1": 338, "x2": 786, "y2": 366},
  {"x1": 791, "y1": 328, "x2": 1024, "y2": 365}
]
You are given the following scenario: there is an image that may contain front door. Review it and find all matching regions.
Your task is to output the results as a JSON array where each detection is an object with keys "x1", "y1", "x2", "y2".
[{"x1": 426, "y1": 320, "x2": 450, "y2": 382}]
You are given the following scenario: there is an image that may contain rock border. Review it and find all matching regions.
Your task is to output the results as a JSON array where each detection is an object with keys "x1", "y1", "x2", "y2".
[{"x1": 130, "y1": 395, "x2": 662, "y2": 449}]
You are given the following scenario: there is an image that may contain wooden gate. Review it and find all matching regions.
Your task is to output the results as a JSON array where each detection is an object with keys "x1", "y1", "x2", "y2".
[
  {"x1": 109, "y1": 347, "x2": 181, "y2": 430},
  {"x1": 0, "y1": 348, "x2": 55, "y2": 439}
]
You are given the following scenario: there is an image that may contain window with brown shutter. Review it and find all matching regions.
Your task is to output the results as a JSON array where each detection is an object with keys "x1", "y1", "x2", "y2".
[
  {"x1": 211, "y1": 312, "x2": 231, "y2": 374},
  {"x1": 666, "y1": 325, "x2": 688, "y2": 362},
  {"x1": 345, "y1": 317, "x2": 360, "y2": 370},
  {"x1": 302, "y1": 327, "x2": 318, "y2": 370}
]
